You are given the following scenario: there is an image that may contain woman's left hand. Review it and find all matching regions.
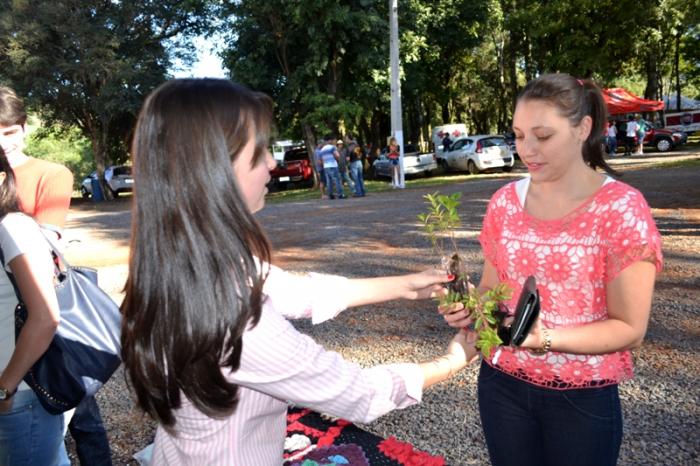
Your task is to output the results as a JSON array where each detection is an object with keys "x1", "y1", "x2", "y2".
[
  {"x1": 0, "y1": 398, "x2": 12, "y2": 413},
  {"x1": 517, "y1": 314, "x2": 544, "y2": 350},
  {"x1": 402, "y1": 268, "x2": 451, "y2": 300}
]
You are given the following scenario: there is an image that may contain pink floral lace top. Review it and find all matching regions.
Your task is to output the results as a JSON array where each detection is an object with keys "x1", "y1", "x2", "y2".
[{"x1": 479, "y1": 177, "x2": 663, "y2": 389}]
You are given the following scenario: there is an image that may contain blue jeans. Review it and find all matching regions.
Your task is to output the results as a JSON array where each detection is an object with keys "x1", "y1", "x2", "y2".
[
  {"x1": 477, "y1": 361, "x2": 622, "y2": 466},
  {"x1": 350, "y1": 161, "x2": 365, "y2": 196},
  {"x1": 323, "y1": 167, "x2": 343, "y2": 198},
  {"x1": 69, "y1": 396, "x2": 112, "y2": 465},
  {"x1": 606, "y1": 136, "x2": 617, "y2": 155},
  {"x1": 0, "y1": 389, "x2": 65, "y2": 466},
  {"x1": 339, "y1": 168, "x2": 354, "y2": 191}
]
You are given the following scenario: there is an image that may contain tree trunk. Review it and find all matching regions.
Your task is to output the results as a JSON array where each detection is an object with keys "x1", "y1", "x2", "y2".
[
  {"x1": 302, "y1": 123, "x2": 320, "y2": 189},
  {"x1": 89, "y1": 127, "x2": 114, "y2": 200}
]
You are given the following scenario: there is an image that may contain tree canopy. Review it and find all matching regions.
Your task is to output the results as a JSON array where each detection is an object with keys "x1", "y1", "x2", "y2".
[
  {"x1": 1, "y1": 0, "x2": 698, "y2": 185},
  {"x1": 0, "y1": 0, "x2": 216, "y2": 193}
]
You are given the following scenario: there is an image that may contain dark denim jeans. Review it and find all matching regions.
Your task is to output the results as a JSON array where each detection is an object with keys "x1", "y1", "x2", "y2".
[
  {"x1": 477, "y1": 360, "x2": 622, "y2": 466},
  {"x1": 69, "y1": 396, "x2": 113, "y2": 466}
]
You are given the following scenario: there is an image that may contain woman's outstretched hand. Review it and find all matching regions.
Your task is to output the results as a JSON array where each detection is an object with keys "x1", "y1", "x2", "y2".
[
  {"x1": 402, "y1": 268, "x2": 452, "y2": 300},
  {"x1": 446, "y1": 328, "x2": 480, "y2": 365}
]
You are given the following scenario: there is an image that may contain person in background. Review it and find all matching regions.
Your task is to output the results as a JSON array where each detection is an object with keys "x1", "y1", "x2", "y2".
[
  {"x1": 348, "y1": 144, "x2": 366, "y2": 197},
  {"x1": 0, "y1": 86, "x2": 112, "y2": 466},
  {"x1": 318, "y1": 136, "x2": 344, "y2": 199},
  {"x1": 120, "y1": 78, "x2": 479, "y2": 465},
  {"x1": 336, "y1": 139, "x2": 355, "y2": 193},
  {"x1": 624, "y1": 114, "x2": 637, "y2": 156},
  {"x1": 635, "y1": 114, "x2": 647, "y2": 155},
  {"x1": 387, "y1": 137, "x2": 400, "y2": 187},
  {"x1": 0, "y1": 146, "x2": 63, "y2": 465},
  {"x1": 606, "y1": 119, "x2": 617, "y2": 156},
  {"x1": 442, "y1": 132, "x2": 453, "y2": 153},
  {"x1": 441, "y1": 73, "x2": 662, "y2": 466}
]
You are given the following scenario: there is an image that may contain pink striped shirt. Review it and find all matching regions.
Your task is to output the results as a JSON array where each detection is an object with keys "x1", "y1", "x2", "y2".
[{"x1": 150, "y1": 265, "x2": 424, "y2": 465}]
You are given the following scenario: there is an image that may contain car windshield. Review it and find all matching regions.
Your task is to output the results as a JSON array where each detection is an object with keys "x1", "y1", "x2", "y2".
[
  {"x1": 113, "y1": 166, "x2": 132, "y2": 176},
  {"x1": 481, "y1": 137, "x2": 507, "y2": 148},
  {"x1": 284, "y1": 149, "x2": 308, "y2": 162}
]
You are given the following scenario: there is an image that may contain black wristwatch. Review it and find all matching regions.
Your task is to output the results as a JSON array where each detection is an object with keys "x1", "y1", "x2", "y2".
[{"x1": 0, "y1": 385, "x2": 17, "y2": 400}]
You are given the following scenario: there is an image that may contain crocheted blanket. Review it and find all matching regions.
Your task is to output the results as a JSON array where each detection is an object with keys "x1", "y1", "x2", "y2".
[{"x1": 284, "y1": 407, "x2": 446, "y2": 466}]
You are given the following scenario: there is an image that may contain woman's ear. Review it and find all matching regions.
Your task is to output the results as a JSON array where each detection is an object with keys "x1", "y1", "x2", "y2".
[{"x1": 578, "y1": 115, "x2": 593, "y2": 141}]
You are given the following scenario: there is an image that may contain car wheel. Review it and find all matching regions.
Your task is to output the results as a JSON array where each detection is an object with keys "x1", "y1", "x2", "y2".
[
  {"x1": 655, "y1": 137, "x2": 672, "y2": 152},
  {"x1": 467, "y1": 160, "x2": 479, "y2": 175},
  {"x1": 502, "y1": 165, "x2": 513, "y2": 173},
  {"x1": 110, "y1": 188, "x2": 119, "y2": 198},
  {"x1": 81, "y1": 187, "x2": 90, "y2": 199}
]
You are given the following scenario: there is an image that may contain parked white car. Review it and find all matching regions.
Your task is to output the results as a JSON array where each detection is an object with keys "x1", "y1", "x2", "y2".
[
  {"x1": 372, "y1": 144, "x2": 438, "y2": 178},
  {"x1": 81, "y1": 165, "x2": 134, "y2": 198},
  {"x1": 438, "y1": 135, "x2": 514, "y2": 174}
]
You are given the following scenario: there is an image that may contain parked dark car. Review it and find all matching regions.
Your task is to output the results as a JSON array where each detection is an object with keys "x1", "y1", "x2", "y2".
[{"x1": 269, "y1": 146, "x2": 314, "y2": 189}]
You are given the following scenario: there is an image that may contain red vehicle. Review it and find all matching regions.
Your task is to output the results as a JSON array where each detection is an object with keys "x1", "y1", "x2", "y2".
[
  {"x1": 641, "y1": 123, "x2": 684, "y2": 152},
  {"x1": 269, "y1": 146, "x2": 314, "y2": 189}
]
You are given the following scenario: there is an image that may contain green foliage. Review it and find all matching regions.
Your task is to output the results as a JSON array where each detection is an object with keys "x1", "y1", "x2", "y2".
[
  {"x1": 417, "y1": 192, "x2": 462, "y2": 257},
  {"x1": 24, "y1": 124, "x2": 94, "y2": 190},
  {"x1": 419, "y1": 192, "x2": 512, "y2": 357},
  {"x1": 0, "y1": 0, "x2": 216, "y2": 187}
]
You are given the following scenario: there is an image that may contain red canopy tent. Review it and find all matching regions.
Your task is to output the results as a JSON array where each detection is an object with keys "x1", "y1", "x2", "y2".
[{"x1": 602, "y1": 88, "x2": 665, "y2": 115}]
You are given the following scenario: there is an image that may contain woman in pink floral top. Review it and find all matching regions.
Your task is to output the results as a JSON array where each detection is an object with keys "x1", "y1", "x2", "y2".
[{"x1": 442, "y1": 73, "x2": 662, "y2": 466}]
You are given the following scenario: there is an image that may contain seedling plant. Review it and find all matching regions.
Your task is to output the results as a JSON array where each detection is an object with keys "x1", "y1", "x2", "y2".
[{"x1": 418, "y1": 192, "x2": 512, "y2": 358}]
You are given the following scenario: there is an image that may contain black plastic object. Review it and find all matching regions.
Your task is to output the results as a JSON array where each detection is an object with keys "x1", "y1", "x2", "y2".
[{"x1": 509, "y1": 275, "x2": 540, "y2": 346}]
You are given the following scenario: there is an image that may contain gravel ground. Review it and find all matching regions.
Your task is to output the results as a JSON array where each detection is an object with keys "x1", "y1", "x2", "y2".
[{"x1": 62, "y1": 151, "x2": 700, "y2": 465}]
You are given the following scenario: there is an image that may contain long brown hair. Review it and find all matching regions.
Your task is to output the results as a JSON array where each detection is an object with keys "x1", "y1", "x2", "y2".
[
  {"x1": 0, "y1": 147, "x2": 20, "y2": 217},
  {"x1": 121, "y1": 79, "x2": 273, "y2": 427},
  {"x1": 518, "y1": 73, "x2": 619, "y2": 177}
]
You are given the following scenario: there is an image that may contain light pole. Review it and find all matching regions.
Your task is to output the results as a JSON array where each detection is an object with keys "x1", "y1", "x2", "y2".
[{"x1": 389, "y1": 0, "x2": 405, "y2": 188}]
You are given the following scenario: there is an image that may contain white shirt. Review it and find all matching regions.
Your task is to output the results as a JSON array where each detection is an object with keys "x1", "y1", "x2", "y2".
[{"x1": 0, "y1": 213, "x2": 54, "y2": 392}]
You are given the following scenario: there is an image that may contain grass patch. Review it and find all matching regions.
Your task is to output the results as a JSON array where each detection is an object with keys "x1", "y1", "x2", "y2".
[
  {"x1": 649, "y1": 157, "x2": 700, "y2": 169},
  {"x1": 265, "y1": 170, "x2": 521, "y2": 204}
]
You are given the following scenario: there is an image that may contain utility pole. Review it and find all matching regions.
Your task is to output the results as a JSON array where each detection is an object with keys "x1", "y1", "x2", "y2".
[{"x1": 389, "y1": 0, "x2": 405, "y2": 188}]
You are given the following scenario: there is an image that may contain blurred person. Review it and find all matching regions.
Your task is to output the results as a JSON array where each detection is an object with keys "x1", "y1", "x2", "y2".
[
  {"x1": 120, "y1": 78, "x2": 479, "y2": 465},
  {"x1": 0, "y1": 146, "x2": 64, "y2": 465},
  {"x1": 318, "y1": 136, "x2": 344, "y2": 199},
  {"x1": 605, "y1": 119, "x2": 617, "y2": 156},
  {"x1": 624, "y1": 114, "x2": 637, "y2": 156},
  {"x1": 387, "y1": 137, "x2": 400, "y2": 187},
  {"x1": 441, "y1": 73, "x2": 662, "y2": 466},
  {"x1": 0, "y1": 86, "x2": 112, "y2": 466},
  {"x1": 348, "y1": 144, "x2": 365, "y2": 197},
  {"x1": 336, "y1": 139, "x2": 355, "y2": 192},
  {"x1": 635, "y1": 114, "x2": 647, "y2": 155}
]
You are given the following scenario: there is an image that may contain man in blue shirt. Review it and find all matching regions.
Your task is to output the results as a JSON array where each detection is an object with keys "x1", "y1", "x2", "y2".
[{"x1": 318, "y1": 137, "x2": 345, "y2": 199}]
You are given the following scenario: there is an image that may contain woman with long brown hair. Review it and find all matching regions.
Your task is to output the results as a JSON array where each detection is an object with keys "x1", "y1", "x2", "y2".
[
  {"x1": 121, "y1": 79, "x2": 478, "y2": 465},
  {"x1": 0, "y1": 146, "x2": 64, "y2": 464}
]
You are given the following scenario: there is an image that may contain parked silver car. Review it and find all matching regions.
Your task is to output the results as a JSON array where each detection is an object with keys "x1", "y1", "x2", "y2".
[
  {"x1": 372, "y1": 144, "x2": 438, "y2": 178},
  {"x1": 438, "y1": 135, "x2": 514, "y2": 174},
  {"x1": 81, "y1": 165, "x2": 134, "y2": 198}
]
